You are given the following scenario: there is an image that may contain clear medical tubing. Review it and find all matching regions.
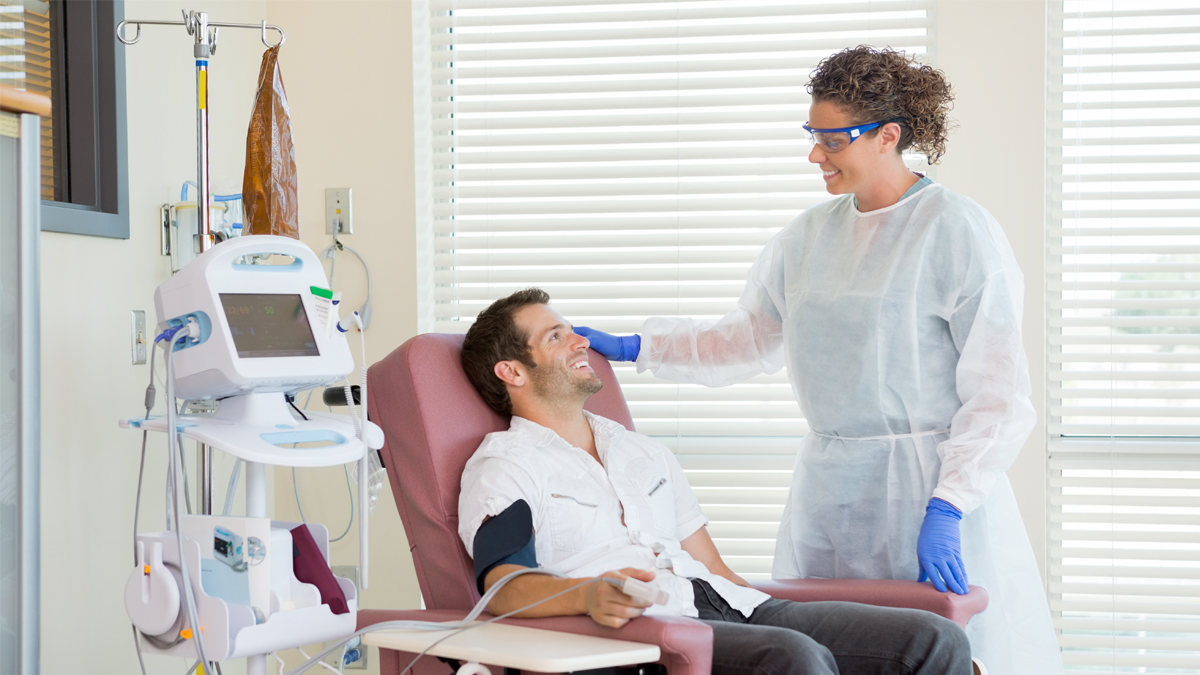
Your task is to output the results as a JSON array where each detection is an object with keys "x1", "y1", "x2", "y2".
[
  {"x1": 166, "y1": 325, "x2": 215, "y2": 670},
  {"x1": 340, "y1": 317, "x2": 370, "y2": 589},
  {"x1": 282, "y1": 567, "x2": 631, "y2": 675}
]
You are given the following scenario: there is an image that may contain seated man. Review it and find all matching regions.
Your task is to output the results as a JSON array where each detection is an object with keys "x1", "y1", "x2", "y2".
[{"x1": 458, "y1": 288, "x2": 971, "y2": 675}]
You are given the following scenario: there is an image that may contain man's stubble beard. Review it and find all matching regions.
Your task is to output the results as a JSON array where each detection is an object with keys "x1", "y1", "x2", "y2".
[{"x1": 528, "y1": 359, "x2": 604, "y2": 411}]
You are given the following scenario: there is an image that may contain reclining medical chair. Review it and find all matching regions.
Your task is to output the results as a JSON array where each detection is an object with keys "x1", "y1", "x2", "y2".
[{"x1": 361, "y1": 334, "x2": 989, "y2": 675}]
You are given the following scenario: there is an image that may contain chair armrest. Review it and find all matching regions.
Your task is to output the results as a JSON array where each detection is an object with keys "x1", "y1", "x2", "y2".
[
  {"x1": 750, "y1": 579, "x2": 989, "y2": 629},
  {"x1": 357, "y1": 609, "x2": 713, "y2": 675}
]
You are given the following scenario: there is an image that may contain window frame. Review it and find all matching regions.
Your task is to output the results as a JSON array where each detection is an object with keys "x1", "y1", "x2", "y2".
[{"x1": 39, "y1": 0, "x2": 128, "y2": 239}]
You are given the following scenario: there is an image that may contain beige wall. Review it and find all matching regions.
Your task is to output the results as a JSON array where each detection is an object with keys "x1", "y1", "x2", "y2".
[
  {"x1": 40, "y1": 2, "x2": 264, "y2": 673},
  {"x1": 264, "y1": 0, "x2": 421, "y2": 670},
  {"x1": 936, "y1": 0, "x2": 1049, "y2": 580}
]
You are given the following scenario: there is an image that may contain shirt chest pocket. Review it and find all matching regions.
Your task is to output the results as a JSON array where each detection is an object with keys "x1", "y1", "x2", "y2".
[
  {"x1": 622, "y1": 457, "x2": 676, "y2": 537},
  {"x1": 638, "y1": 472, "x2": 676, "y2": 536},
  {"x1": 545, "y1": 476, "x2": 609, "y2": 555}
]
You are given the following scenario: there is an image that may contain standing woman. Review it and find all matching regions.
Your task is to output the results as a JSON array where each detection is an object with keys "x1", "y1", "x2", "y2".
[{"x1": 577, "y1": 47, "x2": 1063, "y2": 673}]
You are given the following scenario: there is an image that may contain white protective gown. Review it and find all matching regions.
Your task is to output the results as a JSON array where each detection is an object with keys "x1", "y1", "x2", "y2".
[{"x1": 637, "y1": 184, "x2": 1063, "y2": 674}]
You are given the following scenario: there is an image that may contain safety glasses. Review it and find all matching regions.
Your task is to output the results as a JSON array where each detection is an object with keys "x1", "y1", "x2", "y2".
[{"x1": 802, "y1": 118, "x2": 905, "y2": 154}]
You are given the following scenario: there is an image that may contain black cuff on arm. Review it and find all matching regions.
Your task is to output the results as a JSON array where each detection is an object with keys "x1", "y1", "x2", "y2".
[{"x1": 472, "y1": 499, "x2": 538, "y2": 594}]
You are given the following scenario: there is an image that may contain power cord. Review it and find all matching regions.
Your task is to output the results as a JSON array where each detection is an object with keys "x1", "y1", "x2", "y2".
[
  {"x1": 289, "y1": 310, "x2": 367, "y2": 547},
  {"x1": 132, "y1": 327, "x2": 196, "y2": 674},
  {"x1": 164, "y1": 323, "x2": 216, "y2": 671},
  {"x1": 320, "y1": 238, "x2": 372, "y2": 330},
  {"x1": 290, "y1": 464, "x2": 355, "y2": 543}
]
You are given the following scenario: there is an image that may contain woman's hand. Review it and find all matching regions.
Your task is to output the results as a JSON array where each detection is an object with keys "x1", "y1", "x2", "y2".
[
  {"x1": 574, "y1": 327, "x2": 641, "y2": 362},
  {"x1": 583, "y1": 568, "x2": 656, "y2": 628},
  {"x1": 917, "y1": 498, "x2": 969, "y2": 595}
]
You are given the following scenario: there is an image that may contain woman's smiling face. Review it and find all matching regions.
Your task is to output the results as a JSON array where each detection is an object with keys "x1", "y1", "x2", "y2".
[{"x1": 806, "y1": 99, "x2": 896, "y2": 199}]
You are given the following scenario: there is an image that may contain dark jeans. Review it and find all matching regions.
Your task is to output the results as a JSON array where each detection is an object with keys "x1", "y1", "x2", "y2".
[{"x1": 691, "y1": 579, "x2": 972, "y2": 675}]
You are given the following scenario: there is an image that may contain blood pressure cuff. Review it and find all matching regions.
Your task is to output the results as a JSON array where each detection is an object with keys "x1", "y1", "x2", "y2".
[
  {"x1": 290, "y1": 524, "x2": 349, "y2": 615},
  {"x1": 472, "y1": 499, "x2": 538, "y2": 594}
]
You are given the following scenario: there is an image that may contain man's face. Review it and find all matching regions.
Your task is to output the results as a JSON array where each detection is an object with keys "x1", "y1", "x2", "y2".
[{"x1": 512, "y1": 303, "x2": 603, "y2": 402}]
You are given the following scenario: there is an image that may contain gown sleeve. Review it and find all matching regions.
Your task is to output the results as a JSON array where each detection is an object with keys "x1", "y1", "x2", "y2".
[
  {"x1": 931, "y1": 225, "x2": 1037, "y2": 515},
  {"x1": 635, "y1": 232, "x2": 788, "y2": 387}
]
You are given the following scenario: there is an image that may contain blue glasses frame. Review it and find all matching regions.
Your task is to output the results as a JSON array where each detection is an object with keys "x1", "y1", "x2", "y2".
[{"x1": 802, "y1": 118, "x2": 905, "y2": 152}]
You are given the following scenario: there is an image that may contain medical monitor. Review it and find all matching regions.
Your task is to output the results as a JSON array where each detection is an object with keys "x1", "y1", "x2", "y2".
[
  {"x1": 155, "y1": 235, "x2": 354, "y2": 400},
  {"x1": 220, "y1": 293, "x2": 320, "y2": 358}
]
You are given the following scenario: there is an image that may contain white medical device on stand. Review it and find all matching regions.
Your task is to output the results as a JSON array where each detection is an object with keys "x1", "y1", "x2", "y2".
[{"x1": 121, "y1": 235, "x2": 382, "y2": 675}]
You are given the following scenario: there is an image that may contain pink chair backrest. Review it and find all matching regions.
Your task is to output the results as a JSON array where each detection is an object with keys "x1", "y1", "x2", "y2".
[{"x1": 366, "y1": 333, "x2": 634, "y2": 610}]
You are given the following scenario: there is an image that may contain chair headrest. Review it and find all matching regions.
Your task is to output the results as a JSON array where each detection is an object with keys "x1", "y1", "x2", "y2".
[{"x1": 366, "y1": 333, "x2": 634, "y2": 609}]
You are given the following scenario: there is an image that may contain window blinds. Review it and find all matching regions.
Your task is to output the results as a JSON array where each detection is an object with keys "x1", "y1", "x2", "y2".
[
  {"x1": 1049, "y1": 0, "x2": 1200, "y2": 670},
  {"x1": 419, "y1": 0, "x2": 933, "y2": 576},
  {"x1": 0, "y1": 0, "x2": 54, "y2": 199}
]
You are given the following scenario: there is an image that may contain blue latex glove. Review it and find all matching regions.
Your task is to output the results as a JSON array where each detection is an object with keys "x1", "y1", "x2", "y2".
[
  {"x1": 917, "y1": 497, "x2": 969, "y2": 595},
  {"x1": 573, "y1": 327, "x2": 641, "y2": 362}
]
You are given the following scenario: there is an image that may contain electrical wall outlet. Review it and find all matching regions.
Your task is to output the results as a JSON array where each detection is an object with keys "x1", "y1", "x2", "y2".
[
  {"x1": 325, "y1": 188, "x2": 353, "y2": 235},
  {"x1": 131, "y1": 310, "x2": 147, "y2": 365},
  {"x1": 331, "y1": 565, "x2": 360, "y2": 588}
]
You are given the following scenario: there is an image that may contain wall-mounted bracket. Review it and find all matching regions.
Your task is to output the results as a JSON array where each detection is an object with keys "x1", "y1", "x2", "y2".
[{"x1": 161, "y1": 203, "x2": 172, "y2": 256}]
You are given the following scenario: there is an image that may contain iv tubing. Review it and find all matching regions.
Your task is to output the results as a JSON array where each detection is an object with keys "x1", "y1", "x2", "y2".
[
  {"x1": 167, "y1": 326, "x2": 215, "y2": 670},
  {"x1": 282, "y1": 566, "x2": 632, "y2": 675},
  {"x1": 221, "y1": 460, "x2": 242, "y2": 517}
]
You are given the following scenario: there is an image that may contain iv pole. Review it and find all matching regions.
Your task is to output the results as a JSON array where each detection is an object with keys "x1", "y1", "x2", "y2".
[
  {"x1": 117, "y1": 11, "x2": 286, "y2": 517},
  {"x1": 115, "y1": 15, "x2": 286, "y2": 675}
]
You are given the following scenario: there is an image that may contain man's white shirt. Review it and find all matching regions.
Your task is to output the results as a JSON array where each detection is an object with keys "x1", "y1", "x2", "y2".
[{"x1": 458, "y1": 411, "x2": 770, "y2": 618}]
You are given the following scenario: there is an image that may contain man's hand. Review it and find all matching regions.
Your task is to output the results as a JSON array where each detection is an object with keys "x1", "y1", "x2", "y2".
[{"x1": 583, "y1": 568, "x2": 656, "y2": 628}]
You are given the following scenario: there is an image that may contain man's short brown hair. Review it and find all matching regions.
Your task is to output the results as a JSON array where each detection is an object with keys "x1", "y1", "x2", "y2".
[{"x1": 461, "y1": 288, "x2": 551, "y2": 416}]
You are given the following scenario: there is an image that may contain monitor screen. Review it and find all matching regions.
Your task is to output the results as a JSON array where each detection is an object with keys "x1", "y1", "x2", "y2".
[{"x1": 220, "y1": 293, "x2": 321, "y2": 358}]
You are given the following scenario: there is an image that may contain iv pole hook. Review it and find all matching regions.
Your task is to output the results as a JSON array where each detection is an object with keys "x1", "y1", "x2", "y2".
[
  {"x1": 115, "y1": 21, "x2": 141, "y2": 45},
  {"x1": 117, "y1": 12, "x2": 285, "y2": 51},
  {"x1": 261, "y1": 21, "x2": 285, "y2": 48}
]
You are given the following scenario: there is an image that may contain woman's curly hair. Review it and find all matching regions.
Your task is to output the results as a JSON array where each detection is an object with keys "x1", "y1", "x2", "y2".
[{"x1": 807, "y1": 46, "x2": 954, "y2": 165}]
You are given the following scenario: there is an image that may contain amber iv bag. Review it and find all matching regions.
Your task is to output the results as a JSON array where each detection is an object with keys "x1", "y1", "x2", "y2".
[{"x1": 242, "y1": 45, "x2": 298, "y2": 239}]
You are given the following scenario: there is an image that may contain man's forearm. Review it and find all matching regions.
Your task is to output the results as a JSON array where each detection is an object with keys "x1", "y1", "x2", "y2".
[
  {"x1": 483, "y1": 564, "x2": 590, "y2": 617},
  {"x1": 714, "y1": 565, "x2": 753, "y2": 588},
  {"x1": 679, "y1": 526, "x2": 753, "y2": 588}
]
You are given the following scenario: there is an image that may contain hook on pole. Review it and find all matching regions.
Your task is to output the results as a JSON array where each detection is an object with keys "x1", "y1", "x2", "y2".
[
  {"x1": 115, "y1": 12, "x2": 284, "y2": 51},
  {"x1": 261, "y1": 21, "x2": 286, "y2": 48},
  {"x1": 115, "y1": 20, "x2": 141, "y2": 45}
]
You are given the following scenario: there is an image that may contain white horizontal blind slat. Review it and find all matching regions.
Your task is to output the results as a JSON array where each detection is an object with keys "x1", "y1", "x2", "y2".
[
  {"x1": 1050, "y1": 0, "x2": 1200, "y2": 438},
  {"x1": 1048, "y1": 3, "x2": 1200, "y2": 668},
  {"x1": 1048, "y1": 448, "x2": 1200, "y2": 672},
  {"x1": 427, "y1": 0, "x2": 931, "y2": 578}
]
